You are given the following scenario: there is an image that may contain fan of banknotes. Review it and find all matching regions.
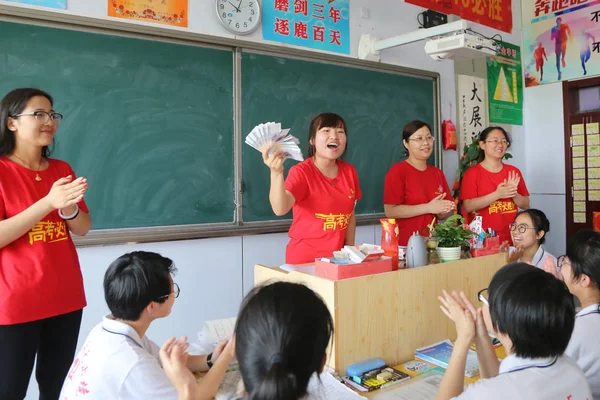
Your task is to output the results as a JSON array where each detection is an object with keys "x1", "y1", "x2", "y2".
[{"x1": 245, "y1": 122, "x2": 304, "y2": 162}]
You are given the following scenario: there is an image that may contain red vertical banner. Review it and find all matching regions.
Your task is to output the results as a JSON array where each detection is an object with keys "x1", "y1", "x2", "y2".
[{"x1": 404, "y1": 0, "x2": 512, "y2": 33}]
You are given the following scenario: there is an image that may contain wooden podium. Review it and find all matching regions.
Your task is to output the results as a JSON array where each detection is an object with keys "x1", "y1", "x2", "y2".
[{"x1": 254, "y1": 253, "x2": 507, "y2": 374}]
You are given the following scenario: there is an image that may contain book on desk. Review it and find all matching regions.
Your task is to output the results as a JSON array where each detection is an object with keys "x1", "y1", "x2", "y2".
[{"x1": 415, "y1": 339, "x2": 479, "y2": 378}]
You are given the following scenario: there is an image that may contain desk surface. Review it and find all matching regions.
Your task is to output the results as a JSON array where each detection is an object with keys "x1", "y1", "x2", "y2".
[{"x1": 360, "y1": 345, "x2": 506, "y2": 398}]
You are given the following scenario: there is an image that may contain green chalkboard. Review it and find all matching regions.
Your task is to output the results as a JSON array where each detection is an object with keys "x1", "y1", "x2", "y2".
[
  {"x1": 241, "y1": 52, "x2": 436, "y2": 222},
  {"x1": 0, "y1": 21, "x2": 234, "y2": 229}
]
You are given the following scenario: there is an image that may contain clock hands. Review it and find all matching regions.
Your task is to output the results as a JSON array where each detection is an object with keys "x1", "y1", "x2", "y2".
[{"x1": 228, "y1": 1, "x2": 241, "y2": 12}]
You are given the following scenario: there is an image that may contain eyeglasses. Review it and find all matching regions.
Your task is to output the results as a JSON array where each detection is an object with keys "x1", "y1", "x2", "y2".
[
  {"x1": 477, "y1": 288, "x2": 489, "y2": 306},
  {"x1": 158, "y1": 282, "x2": 180, "y2": 300},
  {"x1": 509, "y1": 223, "x2": 535, "y2": 234},
  {"x1": 12, "y1": 111, "x2": 63, "y2": 125},
  {"x1": 408, "y1": 136, "x2": 435, "y2": 144},
  {"x1": 485, "y1": 139, "x2": 509, "y2": 146}
]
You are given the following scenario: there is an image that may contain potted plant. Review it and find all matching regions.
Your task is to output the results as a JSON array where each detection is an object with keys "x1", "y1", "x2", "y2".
[{"x1": 428, "y1": 215, "x2": 474, "y2": 262}]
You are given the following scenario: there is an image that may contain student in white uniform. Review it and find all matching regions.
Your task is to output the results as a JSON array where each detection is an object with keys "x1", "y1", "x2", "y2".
[
  {"x1": 60, "y1": 251, "x2": 234, "y2": 400},
  {"x1": 160, "y1": 281, "x2": 334, "y2": 400},
  {"x1": 561, "y1": 230, "x2": 600, "y2": 400},
  {"x1": 507, "y1": 209, "x2": 559, "y2": 278},
  {"x1": 436, "y1": 262, "x2": 591, "y2": 400}
]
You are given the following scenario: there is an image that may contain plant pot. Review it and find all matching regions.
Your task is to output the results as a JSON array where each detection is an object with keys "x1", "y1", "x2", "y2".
[{"x1": 436, "y1": 246, "x2": 462, "y2": 263}]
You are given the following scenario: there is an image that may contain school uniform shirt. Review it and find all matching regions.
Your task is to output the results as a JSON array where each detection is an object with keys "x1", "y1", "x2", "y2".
[
  {"x1": 383, "y1": 161, "x2": 452, "y2": 246},
  {"x1": 60, "y1": 315, "x2": 178, "y2": 400},
  {"x1": 513, "y1": 245, "x2": 560, "y2": 278},
  {"x1": 566, "y1": 304, "x2": 600, "y2": 400},
  {"x1": 0, "y1": 157, "x2": 88, "y2": 325},
  {"x1": 453, "y1": 354, "x2": 592, "y2": 400},
  {"x1": 460, "y1": 163, "x2": 529, "y2": 246},
  {"x1": 284, "y1": 158, "x2": 361, "y2": 264}
]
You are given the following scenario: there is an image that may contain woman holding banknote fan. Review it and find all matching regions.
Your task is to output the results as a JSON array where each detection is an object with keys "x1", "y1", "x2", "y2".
[{"x1": 262, "y1": 112, "x2": 362, "y2": 264}]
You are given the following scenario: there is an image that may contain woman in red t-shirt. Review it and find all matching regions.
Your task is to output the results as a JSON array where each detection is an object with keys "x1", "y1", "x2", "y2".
[
  {"x1": 383, "y1": 120, "x2": 454, "y2": 246},
  {"x1": 0, "y1": 88, "x2": 91, "y2": 399},
  {"x1": 262, "y1": 113, "x2": 362, "y2": 264},
  {"x1": 460, "y1": 126, "x2": 530, "y2": 245}
]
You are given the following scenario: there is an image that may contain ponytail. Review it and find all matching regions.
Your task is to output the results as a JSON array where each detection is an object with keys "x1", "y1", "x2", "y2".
[{"x1": 250, "y1": 362, "x2": 303, "y2": 400}]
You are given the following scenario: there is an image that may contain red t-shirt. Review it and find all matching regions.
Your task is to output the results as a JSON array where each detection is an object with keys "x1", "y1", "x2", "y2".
[
  {"x1": 284, "y1": 158, "x2": 362, "y2": 264},
  {"x1": 460, "y1": 163, "x2": 529, "y2": 245},
  {"x1": 383, "y1": 161, "x2": 452, "y2": 246},
  {"x1": 0, "y1": 157, "x2": 88, "y2": 325}
]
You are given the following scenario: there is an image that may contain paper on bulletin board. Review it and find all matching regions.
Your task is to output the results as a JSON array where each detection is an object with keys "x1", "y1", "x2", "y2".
[
  {"x1": 589, "y1": 168, "x2": 600, "y2": 179},
  {"x1": 574, "y1": 212, "x2": 587, "y2": 224},
  {"x1": 574, "y1": 169, "x2": 586, "y2": 180},
  {"x1": 573, "y1": 157, "x2": 586, "y2": 169},
  {"x1": 573, "y1": 135, "x2": 585, "y2": 146},
  {"x1": 574, "y1": 190, "x2": 586, "y2": 201},
  {"x1": 589, "y1": 179, "x2": 600, "y2": 190},
  {"x1": 587, "y1": 122, "x2": 600, "y2": 135},
  {"x1": 574, "y1": 201, "x2": 586, "y2": 212},
  {"x1": 108, "y1": 0, "x2": 188, "y2": 27},
  {"x1": 589, "y1": 190, "x2": 600, "y2": 201},
  {"x1": 589, "y1": 145, "x2": 600, "y2": 157},
  {"x1": 573, "y1": 146, "x2": 585, "y2": 158},
  {"x1": 589, "y1": 135, "x2": 600, "y2": 146},
  {"x1": 574, "y1": 180, "x2": 586, "y2": 190},
  {"x1": 572, "y1": 124, "x2": 584, "y2": 135},
  {"x1": 589, "y1": 157, "x2": 600, "y2": 168}
]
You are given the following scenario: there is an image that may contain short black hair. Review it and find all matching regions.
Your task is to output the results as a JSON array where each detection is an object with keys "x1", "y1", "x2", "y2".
[
  {"x1": 566, "y1": 230, "x2": 600, "y2": 286},
  {"x1": 235, "y1": 282, "x2": 333, "y2": 400},
  {"x1": 488, "y1": 262, "x2": 575, "y2": 358},
  {"x1": 104, "y1": 251, "x2": 176, "y2": 321},
  {"x1": 516, "y1": 209, "x2": 550, "y2": 245}
]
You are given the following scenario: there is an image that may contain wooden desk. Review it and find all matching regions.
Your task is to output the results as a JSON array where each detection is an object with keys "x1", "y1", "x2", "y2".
[{"x1": 255, "y1": 253, "x2": 507, "y2": 374}]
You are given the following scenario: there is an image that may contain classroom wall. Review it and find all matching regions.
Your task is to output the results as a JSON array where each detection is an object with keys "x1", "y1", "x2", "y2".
[
  {"x1": 0, "y1": 0, "x2": 524, "y2": 398},
  {"x1": 524, "y1": 82, "x2": 566, "y2": 255}
]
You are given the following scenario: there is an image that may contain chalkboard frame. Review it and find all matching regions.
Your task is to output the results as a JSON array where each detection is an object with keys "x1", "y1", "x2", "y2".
[{"x1": 0, "y1": 6, "x2": 441, "y2": 246}]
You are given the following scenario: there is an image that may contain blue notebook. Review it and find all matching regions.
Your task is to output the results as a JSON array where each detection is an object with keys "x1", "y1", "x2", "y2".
[{"x1": 415, "y1": 339, "x2": 480, "y2": 377}]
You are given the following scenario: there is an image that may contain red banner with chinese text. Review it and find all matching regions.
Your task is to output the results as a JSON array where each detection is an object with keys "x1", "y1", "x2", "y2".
[{"x1": 404, "y1": 0, "x2": 512, "y2": 33}]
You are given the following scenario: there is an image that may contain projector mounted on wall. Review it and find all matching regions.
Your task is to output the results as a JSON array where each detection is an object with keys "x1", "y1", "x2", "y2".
[{"x1": 358, "y1": 19, "x2": 499, "y2": 61}]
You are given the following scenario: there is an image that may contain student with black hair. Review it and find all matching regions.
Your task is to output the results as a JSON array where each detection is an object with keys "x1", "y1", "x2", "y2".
[
  {"x1": 60, "y1": 251, "x2": 234, "y2": 400},
  {"x1": 436, "y1": 263, "x2": 591, "y2": 400},
  {"x1": 460, "y1": 126, "x2": 530, "y2": 245},
  {"x1": 507, "y1": 209, "x2": 559, "y2": 278},
  {"x1": 160, "y1": 281, "x2": 334, "y2": 400},
  {"x1": 562, "y1": 231, "x2": 600, "y2": 399}
]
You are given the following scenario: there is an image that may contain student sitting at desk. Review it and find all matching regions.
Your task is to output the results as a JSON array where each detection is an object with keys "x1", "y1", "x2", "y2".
[
  {"x1": 383, "y1": 120, "x2": 454, "y2": 246},
  {"x1": 506, "y1": 209, "x2": 559, "y2": 278},
  {"x1": 262, "y1": 113, "x2": 361, "y2": 264},
  {"x1": 60, "y1": 251, "x2": 234, "y2": 400},
  {"x1": 561, "y1": 231, "x2": 600, "y2": 400},
  {"x1": 160, "y1": 281, "x2": 334, "y2": 400},
  {"x1": 436, "y1": 263, "x2": 591, "y2": 400}
]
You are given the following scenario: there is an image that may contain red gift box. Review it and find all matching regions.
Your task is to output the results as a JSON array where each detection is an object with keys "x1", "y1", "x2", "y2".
[{"x1": 315, "y1": 257, "x2": 394, "y2": 280}]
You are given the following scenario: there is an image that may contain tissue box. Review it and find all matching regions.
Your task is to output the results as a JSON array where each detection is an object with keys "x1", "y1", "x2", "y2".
[{"x1": 315, "y1": 257, "x2": 394, "y2": 280}]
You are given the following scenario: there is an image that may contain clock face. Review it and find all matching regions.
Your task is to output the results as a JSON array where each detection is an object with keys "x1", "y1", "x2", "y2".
[{"x1": 216, "y1": 0, "x2": 261, "y2": 35}]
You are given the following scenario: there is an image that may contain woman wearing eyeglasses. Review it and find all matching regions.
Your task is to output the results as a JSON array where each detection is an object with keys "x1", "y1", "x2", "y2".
[
  {"x1": 0, "y1": 88, "x2": 91, "y2": 400},
  {"x1": 460, "y1": 126, "x2": 530, "y2": 246},
  {"x1": 506, "y1": 209, "x2": 559, "y2": 278},
  {"x1": 384, "y1": 120, "x2": 454, "y2": 246}
]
